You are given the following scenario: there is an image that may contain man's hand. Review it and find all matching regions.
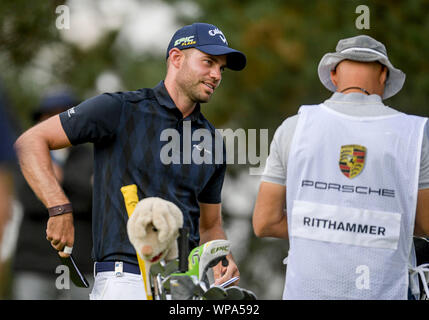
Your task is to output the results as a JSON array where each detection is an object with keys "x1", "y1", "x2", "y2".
[
  {"x1": 213, "y1": 253, "x2": 240, "y2": 286},
  {"x1": 46, "y1": 213, "x2": 74, "y2": 258}
]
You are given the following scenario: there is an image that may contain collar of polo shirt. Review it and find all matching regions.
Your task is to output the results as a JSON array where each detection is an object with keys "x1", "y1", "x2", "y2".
[{"x1": 153, "y1": 81, "x2": 203, "y2": 122}]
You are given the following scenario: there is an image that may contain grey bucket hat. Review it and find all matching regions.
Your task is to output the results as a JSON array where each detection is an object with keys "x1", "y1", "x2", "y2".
[{"x1": 318, "y1": 35, "x2": 405, "y2": 99}]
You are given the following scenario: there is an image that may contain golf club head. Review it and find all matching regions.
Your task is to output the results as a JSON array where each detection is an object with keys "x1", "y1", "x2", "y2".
[
  {"x1": 58, "y1": 255, "x2": 89, "y2": 288},
  {"x1": 170, "y1": 275, "x2": 199, "y2": 300},
  {"x1": 193, "y1": 279, "x2": 207, "y2": 297},
  {"x1": 200, "y1": 280, "x2": 208, "y2": 291},
  {"x1": 150, "y1": 262, "x2": 165, "y2": 277},
  {"x1": 225, "y1": 286, "x2": 245, "y2": 300},
  {"x1": 149, "y1": 263, "x2": 164, "y2": 299},
  {"x1": 149, "y1": 259, "x2": 180, "y2": 297},
  {"x1": 156, "y1": 273, "x2": 167, "y2": 300},
  {"x1": 242, "y1": 288, "x2": 257, "y2": 300},
  {"x1": 202, "y1": 285, "x2": 228, "y2": 300},
  {"x1": 164, "y1": 259, "x2": 179, "y2": 276}
]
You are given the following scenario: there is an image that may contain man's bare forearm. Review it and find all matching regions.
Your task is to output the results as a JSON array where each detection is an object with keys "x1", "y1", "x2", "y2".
[
  {"x1": 15, "y1": 116, "x2": 72, "y2": 208},
  {"x1": 198, "y1": 202, "x2": 228, "y2": 245},
  {"x1": 253, "y1": 181, "x2": 288, "y2": 239},
  {"x1": 15, "y1": 130, "x2": 69, "y2": 208},
  {"x1": 199, "y1": 225, "x2": 227, "y2": 245}
]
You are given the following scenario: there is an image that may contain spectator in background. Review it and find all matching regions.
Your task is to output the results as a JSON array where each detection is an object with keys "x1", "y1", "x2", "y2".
[
  {"x1": 12, "y1": 89, "x2": 94, "y2": 300},
  {"x1": 0, "y1": 87, "x2": 18, "y2": 299}
]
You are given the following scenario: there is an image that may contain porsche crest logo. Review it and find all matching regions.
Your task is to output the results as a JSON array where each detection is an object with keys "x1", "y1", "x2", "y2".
[{"x1": 339, "y1": 145, "x2": 366, "y2": 179}]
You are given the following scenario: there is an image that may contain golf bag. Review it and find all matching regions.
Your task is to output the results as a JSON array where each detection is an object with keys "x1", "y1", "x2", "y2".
[{"x1": 149, "y1": 227, "x2": 257, "y2": 300}]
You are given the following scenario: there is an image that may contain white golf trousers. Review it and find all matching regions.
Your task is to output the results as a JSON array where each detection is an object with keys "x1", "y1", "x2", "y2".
[{"x1": 89, "y1": 271, "x2": 147, "y2": 300}]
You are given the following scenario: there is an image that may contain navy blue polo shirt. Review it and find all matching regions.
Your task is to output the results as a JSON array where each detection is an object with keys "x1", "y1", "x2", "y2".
[{"x1": 59, "y1": 81, "x2": 226, "y2": 265}]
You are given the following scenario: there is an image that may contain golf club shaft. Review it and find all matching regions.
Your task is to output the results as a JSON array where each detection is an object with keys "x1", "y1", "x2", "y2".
[{"x1": 178, "y1": 227, "x2": 189, "y2": 273}]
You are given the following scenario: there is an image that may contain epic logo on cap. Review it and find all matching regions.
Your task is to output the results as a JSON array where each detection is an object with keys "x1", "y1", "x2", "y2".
[{"x1": 174, "y1": 36, "x2": 196, "y2": 47}]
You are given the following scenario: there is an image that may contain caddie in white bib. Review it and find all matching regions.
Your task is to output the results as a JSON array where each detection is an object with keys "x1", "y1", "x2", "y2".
[{"x1": 284, "y1": 104, "x2": 427, "y2": 299}]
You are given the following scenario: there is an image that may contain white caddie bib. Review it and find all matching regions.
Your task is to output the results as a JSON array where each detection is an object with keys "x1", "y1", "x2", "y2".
[{"x1": 284, "y1": 104, "x2": 427, "y2": 300}]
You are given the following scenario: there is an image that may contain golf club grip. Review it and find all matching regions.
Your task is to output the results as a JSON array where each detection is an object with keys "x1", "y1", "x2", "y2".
[{"x1": 178, "y1": 227, "x2": 189, "y2": 272}]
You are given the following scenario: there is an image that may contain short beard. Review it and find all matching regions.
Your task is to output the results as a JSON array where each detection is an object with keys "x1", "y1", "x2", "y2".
[
  {"x1": 177, "y1": 75, "x2": 211, "y2": 104},
  {"x1": 189, "y1": 82, "x2": 211, "y2": 104}
]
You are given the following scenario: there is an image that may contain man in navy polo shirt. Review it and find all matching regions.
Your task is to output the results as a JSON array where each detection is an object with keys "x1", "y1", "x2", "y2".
[{"x1": 14, "y1": 23, "x2": 246, "y2": 299}]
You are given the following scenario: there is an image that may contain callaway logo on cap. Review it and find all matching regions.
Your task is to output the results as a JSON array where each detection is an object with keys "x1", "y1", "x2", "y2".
[{"x1": 166, "y1": 22, "x2": 246, "y2": 71}]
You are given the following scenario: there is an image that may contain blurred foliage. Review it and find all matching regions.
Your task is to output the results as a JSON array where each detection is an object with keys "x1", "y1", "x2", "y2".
[
  {"x1": 166, "y1": 0, "x2": 429, "y2": 133},
  {"x1": 1, "y1": 0, "x2": 428, "y2": 299}
]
